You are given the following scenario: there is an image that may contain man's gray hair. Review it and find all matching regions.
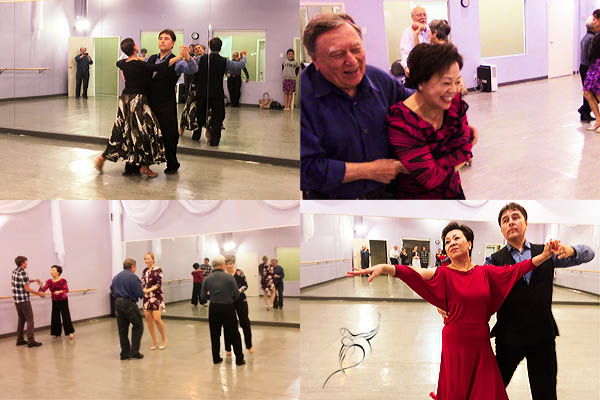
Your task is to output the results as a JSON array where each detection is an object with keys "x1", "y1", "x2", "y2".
[
  {"x1": 212, "y1": 254, "x2": 226, "y2": 268},
  {"x1": 302, "y1": 13, "x2": 362, "y2": 57},
  {"x1": 587, "y1": 15, "x2": 595, "y2": 30}
]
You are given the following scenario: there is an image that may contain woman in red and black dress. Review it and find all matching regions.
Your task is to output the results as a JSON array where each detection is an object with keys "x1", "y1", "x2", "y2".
[
  {"x1": 387, "y1": 43, "x2": 473, "y2": 199},
  {"x1": 142, "y1": 252, "x2": 167, "y2": 350},
  {"x1": 39, "y1": 265, "x2": 75, "y2": 339},
  {"x1": 348, "y1": 222, "x2": 558, "y2": 399}
]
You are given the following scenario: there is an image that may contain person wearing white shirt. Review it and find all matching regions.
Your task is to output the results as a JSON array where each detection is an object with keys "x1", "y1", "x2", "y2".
[
  {"x1": 390, "y1": 245, "x2": 400, "y2": 265},
  {"x1": 400, "y1": 6, "x2": 431, "y2": 69}
]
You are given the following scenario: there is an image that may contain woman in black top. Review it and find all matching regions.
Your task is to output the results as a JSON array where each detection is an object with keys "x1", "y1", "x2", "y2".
[
  {"x1": 94, "y1": 38, "x2": 182, "y2": 178},
  {"x1": 224, "y1": 255, "x2": 253, "y2": 355}
]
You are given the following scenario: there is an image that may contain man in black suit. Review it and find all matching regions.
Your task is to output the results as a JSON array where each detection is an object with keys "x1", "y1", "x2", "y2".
[
  {"x1": 193, "y1": 37, "x2": 247, "y2": 146},
  {"x1": 438, "y1": 202, "x2": 593, "y2": 400},
  {"x1": 74, "y1": 47, "x2": 93, "y2": 98}
]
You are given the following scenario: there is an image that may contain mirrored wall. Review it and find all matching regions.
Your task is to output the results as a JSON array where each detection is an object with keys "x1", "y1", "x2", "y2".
[{"x1": 1, "y1": 0, "x2": 300, "y2": 164}]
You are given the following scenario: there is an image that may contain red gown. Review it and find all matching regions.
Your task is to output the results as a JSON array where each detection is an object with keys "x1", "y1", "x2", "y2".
[{"x1": 394, "y1": 259, "x2": 535, "y2": 400}]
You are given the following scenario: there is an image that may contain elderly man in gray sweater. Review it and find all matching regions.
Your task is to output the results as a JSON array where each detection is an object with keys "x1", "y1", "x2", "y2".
[{"x1": 201, "y1": 254, "x2": 245, "y2": 365}]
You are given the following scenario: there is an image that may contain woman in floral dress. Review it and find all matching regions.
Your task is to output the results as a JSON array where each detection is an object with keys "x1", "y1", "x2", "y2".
[
  {"x1": 258, "y1": 256, "x2": 276, "y2": 310},
  {"x1": 142, "y1": 252, "x2": 167, "y2": 349}
]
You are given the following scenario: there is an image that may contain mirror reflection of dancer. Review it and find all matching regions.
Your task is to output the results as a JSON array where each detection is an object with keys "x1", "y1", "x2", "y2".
[
  {"x1": 146, "y1": 29, "x2": 198, "y2": 174},
  {"x1": 179, "y1": 45, "x2": 204, "y2": 136},
  {"x1": 94, "y1": 38, "x2": 183, "y2": 177},
  {"x1": 281, "y1": 48, "x2": 301, "y2": 111},
  {"x1": 141, "y1": 252, "x2": 167, "y2": 350},
  {"x1": 38, "y1": 265, "x2": 75, "y2": 340},
  {"x1": 259, "y1": 255, "x2": 276, "y2": 310},
  {"x1": 348, "y1": 222, "x2": 561, "y2": 399},
  {"x1": 224, "y1": 255, "x2": 254, "y2": 355}
]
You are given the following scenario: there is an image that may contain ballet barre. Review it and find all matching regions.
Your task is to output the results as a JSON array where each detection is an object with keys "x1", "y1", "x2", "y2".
[
  {"x1": 163, "y1": 278, "x2": 193, "y2": 285},
  {"x1": 0, "y1": 288, "x2": 96, "y2": 300},
  {"x1": 0, "y1": 67, "x2": 50, "y2": 74},
  {"x1": 558, "y1": 269, "x2": 600, "y2": 274},
  {"x1": 300, "y1": 258, "x2": 350, "y2": 265}
]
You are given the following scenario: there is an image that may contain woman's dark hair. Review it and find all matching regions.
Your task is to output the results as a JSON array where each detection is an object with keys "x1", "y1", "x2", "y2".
[
  {"x1": 120, "y1": 38, "x2": 135, "y2": 56},
  {"x1": 140, "y1": 48, "x2": 147, "y2": 54},
  {"x1": 209, "y1": 37, "x2": 222, "y2": 52},
  {"x1": 593, "y1": 9, "x2": 600, "y2": 19},
  {"x1": 51, "y1": 265, "x2": 63, "y2": 276},
  {"x1": 407, "y1": 43, "x2": 463, "y2": 87},
  {"x1": 497, "y1": 202, "x2": 528, "y2": 226},
  {"x1": 441, "y1": 221, "x2": 474, "y2": 257},
  {"x1": 589, "y1": 33, "x2": 600, "y2": 64},
  {"x1": 429, "y1": 19, "x2": 451, "y2": 42},
  {"x1": 193, "y1": 263, "x2": 200, "y2": 270},
  {"x1": 159, "y1": 29, "x2": 176, "y2": 42}
]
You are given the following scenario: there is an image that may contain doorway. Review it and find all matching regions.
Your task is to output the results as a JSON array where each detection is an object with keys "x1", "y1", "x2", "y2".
[
  {"x1": 94, "y1": 37, "x2": 120, "y2": 96},
  {"x1": 236, "y1": 251, "x2": 258, "y2": 297},
  {"x1": 369, "y1": 240, "x2": 388, "y2": 266},
  {"x1": 548, "y1": 0, "x2": 574, "y2": 78}
]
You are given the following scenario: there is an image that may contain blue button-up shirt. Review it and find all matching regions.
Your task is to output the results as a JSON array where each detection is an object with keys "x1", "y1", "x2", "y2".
[
  {"x1": 485, "y1": 240, "x2": 595, "y2": 284},
  {"x1": 110, "y1": 269, "x2": 144, "y2": 301},
  {"x1": 226, "y1": 56, "x2": 247, "y2": 76},
  {"x1": 301, "y1": 63, "x2": 413, "y2": 198},
  {"x1": 153, "y1": 52, "x2": 198, "y2": 77}
]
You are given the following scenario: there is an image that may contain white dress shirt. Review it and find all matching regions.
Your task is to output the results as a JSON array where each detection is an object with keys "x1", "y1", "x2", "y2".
[{"x1": 400, "y1": 24, "x2": 431, "y2": 68}]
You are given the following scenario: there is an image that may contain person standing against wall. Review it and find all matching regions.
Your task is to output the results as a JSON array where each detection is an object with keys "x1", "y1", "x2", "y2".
[{"x1": 75, "y1": 47, "x2": 93, "y2": 98}]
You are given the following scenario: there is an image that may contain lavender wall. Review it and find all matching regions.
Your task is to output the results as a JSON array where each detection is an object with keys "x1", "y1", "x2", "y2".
[
  {"x1": 315, "y1": 1, "x2": 577, "y2": 86},
  {"x1": 0, "y1": 201, "x2": 112, "y2": 336},
  {"x1": 122, "y1": 201, "x2": 300, "y2": 242},
  {"x1": 0, "y1": 0, "x2": 73, "y2": 100},
  {"x1": 3, "y1": 0, "x2": 297, "y2": 103}
]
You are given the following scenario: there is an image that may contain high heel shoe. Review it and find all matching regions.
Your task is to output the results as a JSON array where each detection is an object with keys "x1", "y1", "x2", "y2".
[
  {"x1": 140, "y1": 166, "x2": 158, "y2": 178},
  {"x1": 94, "y1": 156, "x2": 105, "y2": 173},
  {"x1": 159, "y1": 340, "x2": 168, "y2": 350},
  {"x1": 150, "y1": 344, "x2": 158, "y2": 350},
  {"x1": 586, "y1": 124, "x2": 600, "y2": 131}
]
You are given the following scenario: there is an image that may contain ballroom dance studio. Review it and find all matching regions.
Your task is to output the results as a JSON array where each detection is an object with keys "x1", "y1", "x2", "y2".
[
  {"x1": 0, "y1": 200, "x2": 300, "y2": 399},
  {"x1": 300, "y1": 0, "x2": 600, "y2": 198},
  {"x1": 1, "y1": 0, "x2": 300, "y2": 199},
  {"x1": 300, "y1": 200, "x2": 599, "y2": 400}
]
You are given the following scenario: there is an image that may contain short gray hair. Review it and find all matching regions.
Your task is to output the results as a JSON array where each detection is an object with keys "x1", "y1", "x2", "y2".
[
  {"x1": 587, "y1": 15, "x2": 595, "y2": 30},
  {"x1": 302, "y1": 13, "x2": 362, "y2": 57},
  {"x1": 212, "y1": 255, "x2": 225, "y2": 268}
]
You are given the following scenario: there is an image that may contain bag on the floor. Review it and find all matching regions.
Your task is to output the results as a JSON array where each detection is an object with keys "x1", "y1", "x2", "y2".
[
  {"x1": 258, "y1": 92, "x2": 272, "y2": 109},
  {"x1": 270, "y1": 101, "x2": 284, "y2": 110}
]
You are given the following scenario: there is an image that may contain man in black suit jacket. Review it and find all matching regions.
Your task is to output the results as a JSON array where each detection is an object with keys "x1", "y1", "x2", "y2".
[
  {"x1": 486, "y1": 202, "x2": 594, "y2": 400},
  {"x1": 193, "y1": 38, "x2": 247, "y2": 146}
]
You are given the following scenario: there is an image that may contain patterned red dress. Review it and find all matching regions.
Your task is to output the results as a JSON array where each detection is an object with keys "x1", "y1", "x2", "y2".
[
  {"x1": 387, "y1": 93, "x2": 472, "y2": 199},
  {"x1": 394, "y1": 259, "x2": 536, "y2": 400},
  {"x1": 142, "y1": 267, "x2": 165, "y2": 312}
]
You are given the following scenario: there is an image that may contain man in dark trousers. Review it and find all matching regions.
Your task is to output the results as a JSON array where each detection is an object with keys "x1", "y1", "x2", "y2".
[
  {"x1": 74, "y1": 47, "x2": 93, "y2": 98},
  {"x1": 193, "y1": 38, "x2": 247, "y2": 146},
  {"x1": 226, "y1": 51, "x2": 248, "y2": 107},
  {"x1": 200, "y1": 255, "x2": 245, "y2": 366},
  {"x1": 360, "y1": 246, "x2": 370, "y2": 272},
  {"x1": 578, "y1": 13, "x2": 600, "y2": 122},
  {"x1": 110, "y1": 258, "x2": 145, "y2": 360},
  {"x1": 272, "y1": 258, "x2": 285, "y2": 310},
  {"x1": 451, "y1": 202, "x2": 592, "y2": 400},
  {"x1": 143, "y1": 29, "x2": 198, "y2": 175}
]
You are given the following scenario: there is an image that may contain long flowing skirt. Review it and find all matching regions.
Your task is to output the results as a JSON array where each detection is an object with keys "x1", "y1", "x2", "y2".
[
  {"x1": 102, "y1": 93, "x2": 166, "y2": 165},
  {"x1": 180, "y1": 84, "x2": 198, "y2": 132}
]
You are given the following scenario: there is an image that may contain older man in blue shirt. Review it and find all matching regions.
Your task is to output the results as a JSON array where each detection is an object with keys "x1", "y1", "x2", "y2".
[
  {"x1": 301, "y1": 13, "x2": 477, "y2": 199},
  {"x1": 110, "y1": 258, "x2": 145, "y2": 360}
]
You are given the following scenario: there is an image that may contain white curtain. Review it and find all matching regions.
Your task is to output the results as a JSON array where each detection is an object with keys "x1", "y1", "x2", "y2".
[
  {"x1": 302, "y1": 213, "x2": 314, "y2": 243},
  {"x1": 152, "y1": 239, "x2": 162, "y2": 261},
  {"x1": 196, "y1": 235, "x2": 205, "y2": 258},
  {"x1": 50, "y1": 201, "x2": 66, "y2": 265},
  {"x1": 120, "y1": 200, "x2": 170, "y2": 227},
  {"x1": 264, "y1": 200, "x2": 300, "y2": 210},
  {"x1": 178, "y1": 200, "x2": 222, "y2": 214},
  {"x1": 0, "y1": 201, "x2": 43, "y2": 214},
  {"x1": 110, "y1": 201, "x2": 124, "y2": 276},
  {"x1": 0, "y1": 201, "x2": 65, "y2": 265}
]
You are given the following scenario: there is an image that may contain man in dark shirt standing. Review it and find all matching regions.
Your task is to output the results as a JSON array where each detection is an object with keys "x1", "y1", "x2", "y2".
[
  {"x1": 200, "y1": 255, "x2": 245, "y2": 366},
  {"x1": 74, "y1": 47, "x2": 93, "y2": 98},
  {"x1": 110, "y1": 258, "x2": 145, "y2": 360},
  {"x1": 360, "y1": 246, "x2": 371, "y2": 271},
  {"x1": 272, "y1": 259, "x2": 285, "y2": 310}
]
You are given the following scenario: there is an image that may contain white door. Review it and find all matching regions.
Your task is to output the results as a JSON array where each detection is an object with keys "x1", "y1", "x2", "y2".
[
  {"x1": 237, "y1": 252, "x2": 258, "y2": 297},
  {"x1": 257, "y1": 39, "x2": 266, "y2": 82},
  {"x1": 547, "y1": 0, "x2": 574, "y2": 78},
  {"x1": 68, "y1": 37, "x2": 95, "y2": 97}
]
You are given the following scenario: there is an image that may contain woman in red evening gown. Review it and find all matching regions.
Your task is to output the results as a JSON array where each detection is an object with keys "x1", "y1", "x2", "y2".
[{"x1": 347, "y1": 222, "x2": 557, "y2": 400}]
